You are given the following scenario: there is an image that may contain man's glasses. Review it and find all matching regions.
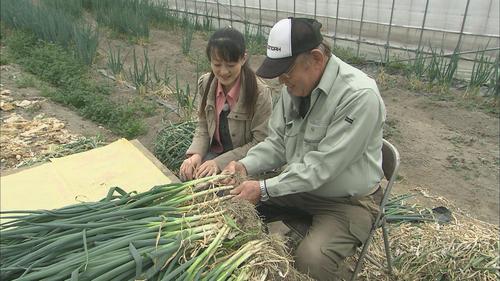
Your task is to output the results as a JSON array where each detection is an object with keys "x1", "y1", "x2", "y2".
[{"x1": 280, "y1": 59, "x2": 298, "y2": 80}]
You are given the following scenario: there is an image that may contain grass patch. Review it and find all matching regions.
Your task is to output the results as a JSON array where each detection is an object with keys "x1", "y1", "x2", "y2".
[
  {"x1": 383, "y1": 59, "x2": 409, "y2": 75},
  {"x1": 5, "y1": 30, "x2": 154, "y2": 138},
  {"x1": 1, "y1": 0, "x2": 98, "y2": 65},
  {"x1": 14, "y1": 74, "x2": 37, "y2": 88},
  {"x1": 333, "y1": 46, "x2": 367, "y2": 66},
  {"x1": 244, "y1": 23, "x2": 266, "y2": 55},
  {"x1": 0, "y1": 53, "x2": 9, "y2": 65}
]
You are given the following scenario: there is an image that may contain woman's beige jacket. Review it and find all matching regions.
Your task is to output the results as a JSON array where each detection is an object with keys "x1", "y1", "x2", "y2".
[{"x1": 186, "y1": 72, "x2": 273, "y2": 170}]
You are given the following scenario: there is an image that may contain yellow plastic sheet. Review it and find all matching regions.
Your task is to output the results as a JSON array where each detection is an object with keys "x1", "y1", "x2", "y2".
[{"x1": 1, "y1": 139, "x2": 172, "y2": 212}]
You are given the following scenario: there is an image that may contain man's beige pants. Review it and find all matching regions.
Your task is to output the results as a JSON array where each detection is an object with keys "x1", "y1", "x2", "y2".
[{"x1": 259, "y1": 189, "x2": 382, "y2": 281}]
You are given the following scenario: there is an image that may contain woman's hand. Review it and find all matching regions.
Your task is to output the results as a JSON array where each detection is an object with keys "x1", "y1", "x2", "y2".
[
  {"x1": 179, "y1": 154, "x2": 202, "y2": 181},
  {"x1": 195, "y1": 160, "x2": 220, "y2": 178}
]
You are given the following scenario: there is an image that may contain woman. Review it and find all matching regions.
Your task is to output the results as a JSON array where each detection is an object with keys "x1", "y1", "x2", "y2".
[{"x1": 179, "y1": 27, "x2": 272, "y2": 181}]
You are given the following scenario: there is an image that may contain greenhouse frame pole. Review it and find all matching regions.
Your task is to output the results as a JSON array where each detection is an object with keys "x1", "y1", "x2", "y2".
[
  {"x1": 259, "y1": 0, "x2": 262, "y2": 28},
  {"x1": 417, "y1": 0, "x2": 430, "y2": 52},
  {"x1": 384, "y1": 0, "x2": 396, "y2": 62},
  {"x1": 456, "y1": 0, "x2": 471, "y2": 52},
  {"x1": 194, "y1": 0, "x2": 198, "y2": 24},
  {"x1": 184, "y1": 0, "x2": 187, "y2": 16},
  {"x1": 314, "y1": 0, "x2": 317, "y2": 19},
  {"x1": 356, "y1": 0, "x2": 366, "y2": 56},
  {"x1": 293, "y1": 0, "x2": 296, "y2": 17},
  {"x1": 334, "y1": 0, "x2": 340, "y2": 48},
  {"x1": 217, "y1": 0, "x2": 221, "y2": 28},
  {"x1": 244, "y1": 0, "x2": 247, "y2": 25},
  {"x1": 229, "y1": 0, "x2": 233, "y2": 25},
  {"x1": 205, "y1": 0, "x2": 208, "y2": 19},
  {"x1": 276, "y1": 0, "x2": 278, "y2": 22}
]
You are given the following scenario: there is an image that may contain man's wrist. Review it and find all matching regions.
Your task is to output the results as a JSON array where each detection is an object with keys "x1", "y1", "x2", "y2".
[{"x1": 259, "y1": 180, "x2": 269, "y2": 201}]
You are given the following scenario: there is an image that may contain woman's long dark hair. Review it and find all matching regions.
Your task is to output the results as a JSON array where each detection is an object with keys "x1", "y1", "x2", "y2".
[{"x1": 199, "y1": 27, "x2": 258, "y2": 118}]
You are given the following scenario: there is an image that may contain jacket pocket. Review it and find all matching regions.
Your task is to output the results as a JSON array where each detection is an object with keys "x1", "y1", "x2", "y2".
[
  {"x1": 228, "y1": 112, "x2": 251, "y2": 146},
  {"x1": 304, "y1": 121, "x2": 328, "y2": 150}
]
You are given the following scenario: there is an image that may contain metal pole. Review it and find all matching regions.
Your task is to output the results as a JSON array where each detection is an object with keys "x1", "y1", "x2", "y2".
[
  {"x1": 205, "y1": 0, "x2": 208, "y2": 18},
  {"x1": 334, "y1": 0, "x2": 340, "y2": 48},
  {"x1": 229, "y1": 0, "x2": 233, "y2": 25},
  {"x1": 194, "y1": 0, "x2": 198, "y2": 25},
  {"x1": 244, "y1": 0, "x2": 247, "y2": 25},
  {"x1": 259, "y1": 0, "x2": 262, "y2": 28},
  {"x1": 217, "y1": 0, "x2": 221, "y2": 28},
  {"x1": 184, "y1": 0, "x2": 187, "y2": 16},
  {"x1": 275, "y1": 0, "x2": 278, "y2": 22},
  {"x1": 314, "y1": 0, "x2": 317, "y2": 19},
  {"x1": 384, "y1": 0, "x2": 396, "y2": 62},
  {"x1": 417, "y1": 0, "x2": 430, "y2": 52},
  {"x1": 175, "y1": 0, "x2": 179, "y2": 12},
  {"x1": 293, "y1": 0, "x2": 296, "y2": 17},
  {"x1": 455, "y1": 0, "x2": 471, "y2": 52},
  {"x1": 356, "y1": 0, "x2": 366, "y2": 57}
]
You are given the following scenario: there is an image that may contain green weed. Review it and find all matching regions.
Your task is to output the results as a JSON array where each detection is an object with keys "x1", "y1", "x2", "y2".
[
  {"x1": 333, "y1": 46, "x2": 366, "y2": 66},
  {"x1": 244, "y1": 23, "x2": 266, "y2": 55},
  {"x1": 86, "y1": 0, "x2": 183, "y2": 39},
  {"x1": 488, "y1": 56, "x2": 499, "y2": 96},
  {"x1": 152, "y1": 62, "x2": 171, "y2": 87},
  {"x1": 426, "y1": 46, "x2": 459, "y2": 87},
  {"x1": 407, "y1": 48, "x2": 428, "y2": 79},
  {"x1": 384, "y1": 58, "x2": 409, "y2": 75},
  {"x1": 1, "y1": 0, "x2": 98, "y2": 65},
  {"x1": 181, "y1": 17, "x2": 196, "y2": 55},
  {"x1": 174, "y1": 75, "x2": 197, "y2": 121},
  {"x1": 0, "y1": 55, "x2": 9, "y2": 65},
  {"x1": 15, "y1": 74, "x2": 37, "y2": 88},
  {"x1": 128, "y1": 48, "x2": 152, "y2": 93},
  {"x1": 446, "y1": 155, "x2": 471, "y2": 171},
  {"x1": 107, "y1": 44, "x2": 125, "y2": 76},
  {"x1": 5, "y1": 29, "x2": 151, "y2": 138},
  {"x1": 41, "y1": 0, "x2": 84, "y2": 19},
  {"x1": 73, "y1": 23, "x2": 99, "y2": 65},
  {"x1": 467, "y1": 50, "x2": 495, "y2": 94}
]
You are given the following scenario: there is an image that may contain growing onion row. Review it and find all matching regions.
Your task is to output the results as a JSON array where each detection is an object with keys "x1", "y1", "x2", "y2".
[{"x1": 1, "y1": 175, "x2": 307, "y2": 281}]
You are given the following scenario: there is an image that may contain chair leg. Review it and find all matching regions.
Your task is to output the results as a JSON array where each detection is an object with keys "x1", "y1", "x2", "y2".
[
  {"x1": 350, "y1": 227, "x2": 376, "y2": 281},
  {"x1": 381, "y1": 222, "x2": 393, "y2": 274}
]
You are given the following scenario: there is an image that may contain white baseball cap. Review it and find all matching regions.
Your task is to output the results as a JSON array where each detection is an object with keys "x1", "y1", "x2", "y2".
[{"x1": 256, "y1": 17, "x2": 323, "y2": 79}]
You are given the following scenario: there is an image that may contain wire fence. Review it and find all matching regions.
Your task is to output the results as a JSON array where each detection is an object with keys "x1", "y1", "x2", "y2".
[{"x1": 163, "y1": 0, "x2": 500, "y2": 79}]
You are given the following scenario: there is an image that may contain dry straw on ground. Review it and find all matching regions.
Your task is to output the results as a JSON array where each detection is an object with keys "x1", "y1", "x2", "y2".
[{"x1": 358, "y1": 211, "x2": 499, "y2": 280}]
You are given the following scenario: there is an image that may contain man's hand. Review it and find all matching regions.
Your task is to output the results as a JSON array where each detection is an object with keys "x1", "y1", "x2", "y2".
[
  {"x1": 179, "y1": 154, "x2": 202, "y2": 181},
  {"x1": 230, "y1": 180, "x2": 261, "y2": 205},
  {"x1": 222, "y1": 161, "x2": 248, "y2": 177},
  {"x1": 195, "y1": 160, "x2": 220, "y2": 178},
  {"x1": 221, "y1": 161, "x2": 248, "y2": 185}
]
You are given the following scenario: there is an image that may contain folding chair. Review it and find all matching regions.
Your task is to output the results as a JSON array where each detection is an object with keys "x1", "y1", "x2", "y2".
[{"x1": 282, "y1": 138, "x2": 401, "y2": 280}]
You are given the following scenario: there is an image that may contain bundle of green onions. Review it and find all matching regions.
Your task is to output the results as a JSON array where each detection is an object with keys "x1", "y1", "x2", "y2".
[
  {"x1": 153, "y1": 121, "x2": 197, "y2": 176},
  {"x1": 1, "y1": 176, "x2": 310, "y2": 281}
]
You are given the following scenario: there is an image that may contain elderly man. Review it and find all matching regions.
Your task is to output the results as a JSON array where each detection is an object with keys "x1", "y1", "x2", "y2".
[{"x1": 223, "y1": 17, "x2": 386, "y2": 280}]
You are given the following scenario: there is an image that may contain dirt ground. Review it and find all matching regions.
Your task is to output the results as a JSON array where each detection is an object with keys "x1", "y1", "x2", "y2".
[{"x1": 1, "y1": 27, "x2": 498, "y2": 226}]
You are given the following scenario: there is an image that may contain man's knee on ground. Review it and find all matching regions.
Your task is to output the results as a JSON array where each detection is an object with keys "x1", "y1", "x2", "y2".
[{"x1": 294, "y1": 238, "x2": 342, "y2": 278}]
